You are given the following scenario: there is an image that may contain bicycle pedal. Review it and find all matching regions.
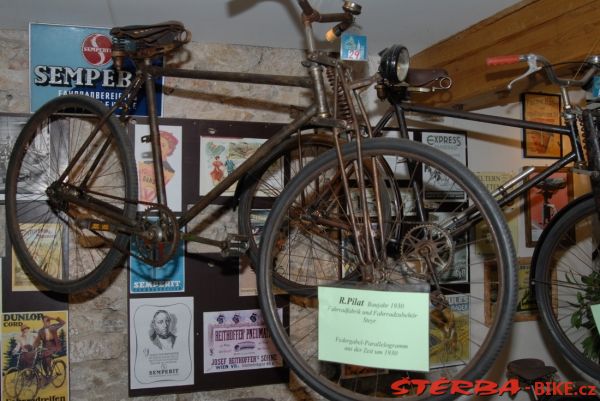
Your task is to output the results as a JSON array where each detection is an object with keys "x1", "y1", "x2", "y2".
[{"x1": 221, "y1": 234, "x2": 249, "y2": 257}]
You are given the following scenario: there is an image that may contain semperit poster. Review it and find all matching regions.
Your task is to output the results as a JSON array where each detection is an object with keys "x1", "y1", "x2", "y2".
[
  {"x1": 29, "y1": 23, "x2": 162, "y2": 115},
  {"x1": 203, "y1": 309, "x2": 283, "y2": 373},
  {"x1": 2, "y1": 311, "x2": 69, "y2": 401},
  {"x1": 129, "y1": 297, "x2": 194, "y2": 389}
]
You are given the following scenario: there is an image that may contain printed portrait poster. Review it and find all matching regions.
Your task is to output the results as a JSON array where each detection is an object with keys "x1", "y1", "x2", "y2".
[
  {"x1": 130, "y1": 240, "x2": 185, "y2": 293},
  {"x1": 421, "y1": 132, "x2": 467, "y2": 202},
  {"x1": 130, "y1": 297, "x2": 194, "y2": 389},
  {"x1": 203, "y1": 309, "x2": 283, "y2": 373},
  {"x1": 199, "y1": 137, "x2": 268, "y2": 196},
  {"x1": 135, "y1": 124, "x2": 183, "y2": 212},
  {"x1": 29, "y1": 23, "x2": 162, "y2": 115},
  {"x1": 2, "y1": 311, "x2": 69, "y2": 401}
]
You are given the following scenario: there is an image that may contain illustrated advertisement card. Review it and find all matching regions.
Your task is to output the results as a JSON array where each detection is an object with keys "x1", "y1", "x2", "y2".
[
  {"x1": 421, "y1": 132, "x2": 467, "y2": 202},
  {"x1": 318, "y1": 285, "x2": 429, "y2": 372},
  {"x1": 130, "y1": 240, "x2": 185, "y2": 293},
  {"x1": 203, "y1": 309, "x2": 283, "y2": 374},
  {"x1": 429, "y1": 293, "x2": 470, "y2": 368},
  {"x1": 135, "y1": 124, "x2": 183, "y2": 212},
  {"x1": 199, "y1": 137, "x2": 269, "y2": 196},
  {"x1": 2, "y1": 311, "x2": 69, "y2": 401},
  {"x1": 11, "y1": 223, "x2": 62, "y2": 292},
  {"x1": 130, "y1": 297, "x2": 194, "y2": 389},
  {"x1": 474, "y1": 172, "x2": 519, "y2": 255}
]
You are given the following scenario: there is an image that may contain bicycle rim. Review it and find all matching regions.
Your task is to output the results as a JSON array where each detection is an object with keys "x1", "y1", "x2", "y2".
[
  {"x1": 258, "y1": 138, "x2": 517, "y2": 401},
  {"x1": 15, "y1": 368, "x2": 39, "y2": 400},
  {"x1": 5, "y1": 95, "x2": 137, "y2": 293},
  {"x1": 534, "y1": 194, "x2": 600, "y2": 380}
]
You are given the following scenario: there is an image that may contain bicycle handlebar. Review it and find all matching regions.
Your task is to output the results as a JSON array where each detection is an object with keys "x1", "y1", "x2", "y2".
[
  {"x1": 297, "y1": 0, "x2": 359, "y2": 42},
  {"x1": 487, "y1": 53, "x2": 600, "y2": 90}
]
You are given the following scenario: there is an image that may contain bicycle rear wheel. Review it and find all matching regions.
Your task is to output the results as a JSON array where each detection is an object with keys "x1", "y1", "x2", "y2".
[
  {"x1": 533, "y1": 194, "x2": 600, "y2": 381},
  {"x1": 258, "y1": 138, "x2": 517, "y2": 400},
  {"x1": 5, "y1": 95, "x2": 138, "y2": 293},
  {"x1": 3, "y1": 367, "x2": 19, "y2": 398}
]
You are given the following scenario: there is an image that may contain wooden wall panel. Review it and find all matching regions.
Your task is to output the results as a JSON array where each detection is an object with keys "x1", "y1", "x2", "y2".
[{"x1": 409, "y1": 0, "x2": 600, "y2": 110}]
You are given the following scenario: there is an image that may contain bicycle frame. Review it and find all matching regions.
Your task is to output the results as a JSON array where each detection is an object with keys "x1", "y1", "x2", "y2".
[
  {"x1": 385, "y1": 99, "x2": 591, "y2": 225},
  {"x1": 54, "y1": 6, "x2": 387, "y2": 254}
]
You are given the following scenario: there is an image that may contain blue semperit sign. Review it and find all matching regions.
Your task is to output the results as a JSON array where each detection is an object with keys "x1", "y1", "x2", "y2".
[{"x1": 29, "y1": 23, "x2": 162, "y2": 115}]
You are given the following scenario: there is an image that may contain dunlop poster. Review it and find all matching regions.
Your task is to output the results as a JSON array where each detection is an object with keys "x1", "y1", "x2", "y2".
[{"x1": 2, "y1": 311, "x2": 69, "y2": 401}]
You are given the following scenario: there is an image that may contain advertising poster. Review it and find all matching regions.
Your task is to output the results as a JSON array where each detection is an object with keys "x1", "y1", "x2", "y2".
[
  {"x1": 135, "y1": 124, "x2": 183, "y2": 212},
  {"x1": 430, "y1": 293, "x2": 470, "y2": 368},
  {"x1": 474, "y1": 172, "x2": 519, "y2": 255},
  {"x1": 0, "y1": 205, "x2": 5, "y2": 257},
  {"x1": 0, "y1": 115, "x2": 29, "y2": 201},
  {"x1": 199, "y1": 137, "x2": 270, "y2": 196},
  {"x1": 2, "y1": 311, "x2": 69, "y2": 401},
  {"x1": 421, "y1": 132, "x2": 467, "y2": 202},
  {"x1": 11, "y1": 224, "x2": 62, "y2": 292},
  {"x1": 29, "y1": 23, "x2": 162, "y2": 115},
  {"x1": 130, "y1": 240, "x2": 185, "y2": 294},
  {"x1": 203, "y1": 309, "x2": 283, "y2": 373},
  {"x1": 129, "y1": 297, "x2": 194, "y2": 389}
]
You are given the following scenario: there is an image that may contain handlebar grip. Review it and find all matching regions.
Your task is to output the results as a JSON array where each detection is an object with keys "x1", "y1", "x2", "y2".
[
  {"x1": 486, "y1": 55, "x2": 522, "y2": 66},
  {"x1": 326, "y1": 28, "x2": 338, "y2": 42}
]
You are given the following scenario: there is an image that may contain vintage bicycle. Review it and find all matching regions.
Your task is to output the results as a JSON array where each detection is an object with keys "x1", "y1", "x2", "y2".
[
  {"x1": 3, "y1": 347, "x2": 67, "y2": 400},
  {"x1": 254, "y1": 46, "x2": 600, "y2": 399},
  {"x1": 7, "y1": 1, "x2": 523, "y2": 400}
]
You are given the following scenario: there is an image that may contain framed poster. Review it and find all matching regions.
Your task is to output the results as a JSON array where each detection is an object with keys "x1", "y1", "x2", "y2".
[
  {"x1": 522, "y1": 93, "x2": 562, "y2": 158},
  {"x1": 129, "y1": 297, "x2": 194, "y2": 389},
  {"x1": 524, "y1": 167, "x2": 573, "y2": 247},
  {"x1": 0, "y1": 114, "x2": 31, "y2": 201},
  {"x1": 420, "y1": 131, "x2": 467, "y2": 203},
  {"x1": 514, "y1": 258, "x2": 539, "y2": 322}
]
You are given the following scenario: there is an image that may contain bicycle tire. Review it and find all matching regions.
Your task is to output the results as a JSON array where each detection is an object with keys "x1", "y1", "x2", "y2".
[
  {"x1": 533, "y1": 193, "x2": 600, "y2": 381},
  {"x1": 50, "y1": 359, "x2": 67, "y2": 387},
  {"x1": 15, "y1": 368, "x2": 39, "y2": 400},
  {"x1": 5, "y1": 95, "x2": 138, "y2": 293},
  {"x1": 258, "y1": 138, "x2": 517, "y2": 401},
  {"x1": 3, "y1": 367, "x2": 19, "y2": 398}
]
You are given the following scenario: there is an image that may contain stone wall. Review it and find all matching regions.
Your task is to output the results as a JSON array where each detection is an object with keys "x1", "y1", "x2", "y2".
[{"x1": 0, "y1": 28, "x2": 322, "y2": 401}]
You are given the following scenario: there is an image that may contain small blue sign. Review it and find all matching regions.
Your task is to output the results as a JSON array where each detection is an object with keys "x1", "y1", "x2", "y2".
[
  {"x1": 340, "y1": 33, "x2": 367, "y2": 61},
  {"x1": 130, "y1": 240, "x2": 185, "y2": 293},
  {"x1": 592, "y1": 76, "x2": 600, "y2": 98}
]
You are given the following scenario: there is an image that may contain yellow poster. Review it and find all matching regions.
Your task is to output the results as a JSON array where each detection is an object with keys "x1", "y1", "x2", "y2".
[
  {"x1": 12, "y1": 223, "x2": 62, "y2": 292},
  {"x1": 2, "y1": 311, "x2": 69, "y2": 401}
]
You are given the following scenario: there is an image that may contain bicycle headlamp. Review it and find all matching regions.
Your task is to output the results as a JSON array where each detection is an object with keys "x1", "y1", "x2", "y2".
[{"x1": 379, "y1": 45, "x2": 410, "y2": 84}]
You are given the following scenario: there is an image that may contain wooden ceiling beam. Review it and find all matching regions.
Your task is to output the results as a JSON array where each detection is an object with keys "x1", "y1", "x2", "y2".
[{"x1": 409, "y1": 0, "x2": 600, "y2": 110}]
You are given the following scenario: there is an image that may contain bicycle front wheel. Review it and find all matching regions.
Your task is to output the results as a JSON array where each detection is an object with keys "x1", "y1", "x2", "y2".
[
  {"x1": 50, "y1": 359, "x2": 67, "y2": 387},
  {"x1": 258, "y1": 138, "x2": 517, "y2": 401},
  {"x1": 533, "y1": 194, "x2": 600, "y2": 381},
  {"x1": 5, "y1": 95, "x2": 138, "y2": 293},
  {"x1": 15, "y1": 368, "x2": 39, "y2": 400}
]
